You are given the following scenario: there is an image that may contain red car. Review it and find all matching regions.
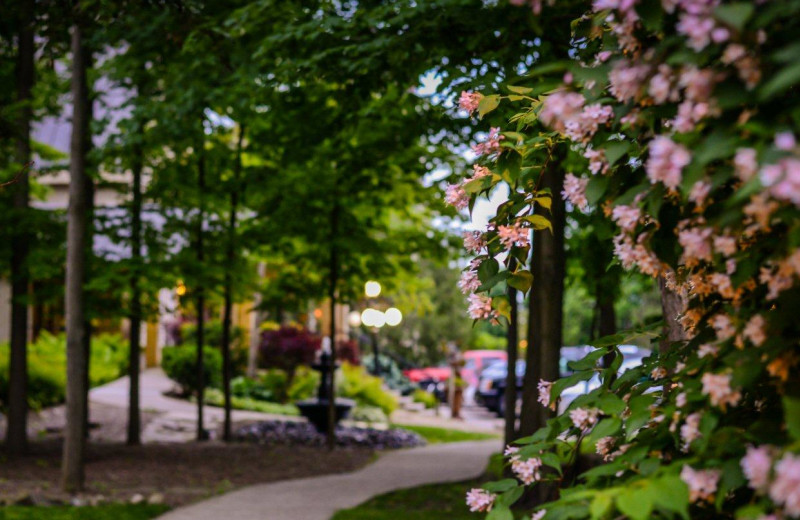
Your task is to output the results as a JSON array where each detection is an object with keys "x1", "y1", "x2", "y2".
[{"x1": 403, "y1": 350, "x2": 507, "y2": 387}]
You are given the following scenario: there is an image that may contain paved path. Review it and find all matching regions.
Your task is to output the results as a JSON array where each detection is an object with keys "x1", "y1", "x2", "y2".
[
  {"x1": 90, "y1": 369, "x2": 299, "y2": 442},
  {"x1": 157, "y1": 438, "x2": 500, "y2": 520}
]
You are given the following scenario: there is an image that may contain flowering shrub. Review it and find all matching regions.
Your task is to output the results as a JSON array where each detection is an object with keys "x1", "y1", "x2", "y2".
[{"x1": 449, "y1": 0, "x2": 800, "y2": 518}]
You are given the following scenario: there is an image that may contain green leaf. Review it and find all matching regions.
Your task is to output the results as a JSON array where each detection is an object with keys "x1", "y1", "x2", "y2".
[
  {"x1": 478, "y1": 95, "x2": 501, "y2": 118},
  {"x1": 497, "y1": 486, "x2": 524, "y2": 508},
  {"x1": 478, "y1": 258, "x2": 500, "y2": 282},
  {"x1": 541, "y1": 452, "x2": 563, "y2": 475},
  {"x1": 508, "y1": 85, "x2": 534, "y2": 95},
  {"x1": 508, "y1": 270, "x2": 534, "y2": 293},
  {"x1": 492, "y1": 296, "x2": 512, "y2": 320},
  {"x1": 590, "y1": 418, "x2": 622, "y2": 440},
  {"x1": 652, "y1": 476, "x2": 689, "y2": 519},
  {"x1": 487, "y1": 505, "x2": 514, "y2": 520},
  {"x1": 714, "y1": 3, "x2": 754, "y2": 31},
  {"x1": 524, "y1": 214, "x2": 552, "y2": 231},
  {"x1": 601, "y1": 141, "x2": 631, "y2": 166},
  {"x1": 483, "y1": 479, "x2": 520, "y2": 493},
  {"x1": 783, "y1": 395, "x2": 800, "y2": 441},
  {"x1": 567, "y1": 348, "x2": 607, "y2": 371},
  {"x1": 759, "y1": 61, "x2": 800, "y2": 101},
  {"x1": 533, "y1": 195, "x2": 552, "y2": 210},
  {"x1": 585, "y1": 175, "x2": 608, "y2": 205},
  {"x1": 615, "y1": 486, "x2": 653, "y2": 520},
  {"x1": 597, "y1": 395, "x2": 626, "y2": 416},
  {"x1": 590, "y1": 492, "x2": 613, "y2": 520}
]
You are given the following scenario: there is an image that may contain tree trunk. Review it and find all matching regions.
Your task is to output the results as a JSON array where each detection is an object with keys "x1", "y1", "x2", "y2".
[
  {"x1": 504, "y1": 259, "x2": 519, "y2": 447},
  {"x1": 598, "y1": 293, "x2": 617, "y2": 369},
  {"x1": 7, "y1": 0, "x2": 35, "y2": 456},
  {"x1": 657, "y1": 275, "x2": 686, "y2": 354},
  {"x1": 127, "y1": 149, "x2": 143, "y2": 446},
  {"x1": 220, "y1": 125, "x2": 245, "y2": 442},
  {"x1": 82, "y1": 177, "x2": 94, "y2": 441},
  {"x1": 326, "y1": 203, "x2": 339, "y2": 451},
  {"x1": 519, "y1": 156, "x2": 565, "y2": 439},
  {"x1": 62, "y1": 20, "x2": 91, "y2": 493},
  {"x1": 195, "y1": 137, "x2": 207, "y2": 442}
]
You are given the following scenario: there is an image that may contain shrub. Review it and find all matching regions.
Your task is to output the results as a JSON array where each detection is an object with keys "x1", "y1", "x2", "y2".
[
  {"x1": 162, "y1": 344, "x2": 222, "y2": 396},
  {"x1": 258, "y1": 326, "x2": 320, "y2": 379},
  {"x1": 286, "y1": 365, "x2": 319, "y2": 402},
  {"x1": 349, "y1": 405, "x2": 389, "y2": 425},
  {"x1": 337, "y1": 362, "x2": 397, "y2": 416},
  {"x1": 336, "y1": 339, "x2": 360, "y2": 365},
  {"x1": 412, "y1": 388, "x2": 438, "y2": 409},
  {"x1": 182, "y1": 320, "x2": 248, "y2": 375},
  {"x1": 0, "y1": 331, "x2": 128, "y2": 411},
  {"x1": 202, "y1": 388, "x2": 300, "y2": 416}
]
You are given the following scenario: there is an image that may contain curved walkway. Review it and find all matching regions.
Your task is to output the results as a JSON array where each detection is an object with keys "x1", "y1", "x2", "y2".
[{"x1": 157, "y1": 439, "x2": 501, "y2": 520}]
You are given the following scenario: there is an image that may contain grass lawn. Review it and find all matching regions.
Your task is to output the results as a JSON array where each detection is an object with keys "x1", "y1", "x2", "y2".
[
  {"x1": 0, "y1": 504, "x2": 170, "y2": 520},
  {"x1": 331, "y1": 480, "x2": 476, "y2": 520},
  {"x1": 394, "y1": 424, "x2": 499, "y2": 444}
]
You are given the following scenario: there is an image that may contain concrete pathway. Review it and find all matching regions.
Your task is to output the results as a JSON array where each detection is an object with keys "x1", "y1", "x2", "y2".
[
  {"x1": 157, "y1": 439, "x2": 500, "y2": 520},
  {"x1": 90, "y1": 369, "x2": 300, "y2": 442}
]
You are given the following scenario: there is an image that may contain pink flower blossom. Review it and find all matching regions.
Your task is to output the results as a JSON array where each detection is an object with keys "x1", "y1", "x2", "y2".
[
  {"x1": 596, "y1": 436, "x2": 615, "y2": 459},
  {"x1": 678, "y1": 227, "x2": 713, "y2": 266},
  {"x1": 469, "y1": 164, "x2": 492, "y2": 181},
  {"x1": 701, "y1": 371, "x2": 741, "y2": 408},
  {"x1": 710, "y1": 313, "x2": 736, "y2": 341},
  {"x1": 609, "y1": 60, "x2": 650, "y2": 102},
  {"x1": 760, "y1": 158, "x2": 800, "y2": 206},
  {"x1": 681, "y1": 465, "x2": 720, "y2": 503},
  {"x1": 698, "y1": 343, "x2": 718, "y2": 358},
  {"x1": 680, "y1": 412, "x2": 702, "y2": 452},
  {"x1": 679, "y1": 66, "x2": 716, "y2": 102},
  {"x1": 646, "y1": 136, "x2": 691, "y2": 189},
  {"x1": 769, "y1": 453, "x2": 800, "y2": 516},
  {"x1": 649, "y1": 65, "x2": 675, "y2": 104},
  {"x1": 512, "y1": 456, "x2": 543, "y2": 485},
  {"x1": 468, "y1": 294, "x2": 494, "y2": 320},
  {"x1": 458, "y1": 269, "x2": 481, "y2": 295},
  {"x1": 445, "y1": 183, "x2": 469, "y2": 210},
  {"x1": 775, "y1": 132, "x2": 796, "y2": 151},
  {"x1": 651, "y1": 366, "x2": 668, "y2": 380},
  {"x1": 562, "y1": 173, "x2": 589, "y2": 209},
  {"x1": 689, "y1": 181, "x2": 712, "y2": 205},
  {"x1": 537, "y1": 379, "x2": 553, "y2": 409},
  {"x1": 463, "y1": 231, "x2": 486, "y2": 253},
  {"x1": 734, "y1": 148, "x2": 758, "y2": 181},
  {"x1": 584, "y1": 146, "x2": 609, "y2": 175},
  {"x1": 458, "y1": 91, "x2": 483, "y2": 114},
  {"x1": 532, "y1": 511, "x2": 546, "y2": 520},
  {"x1": 540, "y1": 91, "x2": 585, "y2": 134},
  {"x1": 497, "y1": 223, "x2": 531, "y2": 249},
  {"x1": 472, "y1": 127, "x2": 505, "y2": 157},
  {"x1": 677, "y1": 14, "x2": 716, "y2": 51},
  {"x1": 743, "y1": 314, "x2": 767, "y2": 346},
  {"x1": 611, "y1": 205, "x2": 641, "y2": 231},
  {"x1": 466, "y1": 488, "x2": 496, "y2": 512},
  {"x1": 742, "y1": 445, "x2": 773, "y2": 492},
  {"x1": 713, "y1": 236, "x2": 737, "y2": 257},
  {"x1": 569, "y1": 407, "x2": 600, "y2": 430}
]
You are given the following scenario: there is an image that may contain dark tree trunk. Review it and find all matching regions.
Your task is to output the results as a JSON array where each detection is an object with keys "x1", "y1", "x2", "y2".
[
  {"x1": 326, "y1": 203, "x2": 339, "y2": 451},
  {"x1": 658, "y1": 276, "x2": 686, "y2": 354},
  {"x1": 195, "y1": 137, "x2": 207, "y2": 442},
  {"x1": 504, "y1": 259, "x2": 519, "y2": 447},
  {"x1": 7, "y1": 0, "x2": 35, "y2": 456},
  {"x1": 82, "y1": 177, "x2": 94, "y2": 441},
  {"x1": 598, "y1": 294, "x2": 617, "y2": 369},
  {"x1": 220, "y1": 125, "x2": 245, "y2": 442},
  {"x1": 519, "y1": 156, "x2": 565, "y2": 439},
  {"x1": 62, "y1": 20, "x2": 91, "y2": 493},
  {"x1": 127, "y1": 149, "x2": 143, "y2": 446}
]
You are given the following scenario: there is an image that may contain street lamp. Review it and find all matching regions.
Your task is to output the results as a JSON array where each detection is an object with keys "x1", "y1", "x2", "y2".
[{"x1": 358, "y1": 283, "x2": 402, "y2": 377}]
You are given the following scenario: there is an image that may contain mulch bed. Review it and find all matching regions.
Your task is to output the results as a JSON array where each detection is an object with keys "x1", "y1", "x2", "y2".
[{"x1": 0, "y1": 440, "x2": 374, "y2": 508}]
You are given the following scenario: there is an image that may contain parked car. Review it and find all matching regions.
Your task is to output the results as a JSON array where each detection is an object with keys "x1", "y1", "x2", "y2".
[
  {"x1": 462, "y1": 350, "x2": 507, "y2": 388},
  {"x1": 476, "y1": 345, "x2": 651, "y2": 417}
]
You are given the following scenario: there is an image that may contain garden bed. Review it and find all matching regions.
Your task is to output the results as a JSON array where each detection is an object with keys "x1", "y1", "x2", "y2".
[{"x1": 234, "y1": 420, "x2": 425, "y2": 449}]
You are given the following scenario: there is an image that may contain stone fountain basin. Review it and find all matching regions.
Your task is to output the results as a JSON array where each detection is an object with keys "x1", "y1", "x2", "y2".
[{"x1": 296, "y1": 398, "x2": 356, "y2": 433}]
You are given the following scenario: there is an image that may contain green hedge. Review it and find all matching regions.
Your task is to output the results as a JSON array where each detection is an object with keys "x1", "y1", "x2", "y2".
[
  {"x1": 337, "y1": 362, "x2": 398, "y2": 416},
  {"x1": 0, "y1": 331, "x2": 128, "y2": 411},
  {"x1": 161, "y1": 344, "x2": 222, "y2": 395}
]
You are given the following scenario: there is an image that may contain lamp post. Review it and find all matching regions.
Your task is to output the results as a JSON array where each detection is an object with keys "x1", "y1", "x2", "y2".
[{"x1": 357, "y1": 281, "x2": 402, "y2": 377}]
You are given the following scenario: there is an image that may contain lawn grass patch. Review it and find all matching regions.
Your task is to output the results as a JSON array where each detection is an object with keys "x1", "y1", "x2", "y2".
[
  {"x1": 393, "y1": 424, "x2": 499, "y2": 444},
  {"x1": 0, "y1": 504, "x2": 170, "y2": 520},
  {"x1": 331, "y1": 480, "x2": 475, "y2": 520}
]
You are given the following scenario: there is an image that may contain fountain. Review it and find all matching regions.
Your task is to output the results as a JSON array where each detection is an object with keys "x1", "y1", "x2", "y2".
[{"x1": 296, "y1": 348, "x2": 355, "y2": 432}]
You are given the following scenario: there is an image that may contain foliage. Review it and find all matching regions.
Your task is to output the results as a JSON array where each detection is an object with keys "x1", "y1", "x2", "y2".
[
  {"x1": 456, "y1": 1, "x2": 800, "y2": 519},
  {"x1": 337, "y1": 363, "x2": 398, "y2": 416},
  {"x1": 360, "y1": 353, "x2": 415, "y2": 395},
  {"x1": 394, "y1": 424, "x2": 499, "y2": 445},
  {"x1": 348, "y1": 405, "x2": 389, "y2": 426},
  {"x1": 161, "y1": 345, "x2": 222, "y2": 396},
  {"x1": 412, "y1": 389, "x2": 439, "y2": 410},
  {"x1": 0, "y1": 332, "x2": 127, "y2": 411},
  {"x1": 231, "y1": 367, "x2": 319, "y2": 404},
  {"x1": 0, "y1": 504, "x2": 170, "y2": 520},
  {"x1": 202, "y1": 388, "x2": 300, "y2": 417},
  {"x1": 337, "y1": 339, "x2": 361, "y2": 366},
  {"x1": 258, "y1": 326, "x2": 320, "y2": 378}
]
